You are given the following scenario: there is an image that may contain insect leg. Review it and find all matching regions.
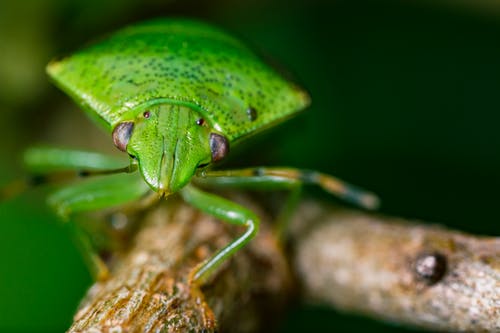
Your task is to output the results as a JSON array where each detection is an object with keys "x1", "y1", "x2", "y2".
[
  {"x1": 68, "y1": 221, "x2": 112, "y2": 281},
  {"x1": 193, "y1": 173, "x2": 302, "y2": 240},
  {"x1": 274, "y1": 185, "x2": 302, "y2": 240},
  {"x1": 49, "y1": 172, "x2": 151, "y2": 280},
  {"x1": 24, "y1": 146, "x2": 133, "y2": 175},
  {"x1": 1, "y1": 147, "x2": 134, "y2": 201},
  {"x1": 48, "y1": 172, "x2": 150, "y2": 219},
  {"x1": 180, "y1": 184, "x2": 259, "y2": 285},
  {"x1": 196, "y1": 167, "x2": 379, "y2": 210}
]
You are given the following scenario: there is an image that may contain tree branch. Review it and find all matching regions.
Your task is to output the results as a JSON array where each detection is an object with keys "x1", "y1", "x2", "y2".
[
  {"x1": 292, "y1": 201, "x2": 500, "y2": 332},
  {"x1": 68, "y1": 194, "x2": 291, "y2": 333},
  {"x1": 67, "y1": 195, "x2": 499, "y2": 332}
]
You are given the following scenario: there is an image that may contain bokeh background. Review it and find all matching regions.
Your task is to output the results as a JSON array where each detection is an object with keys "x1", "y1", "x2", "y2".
[{"x1": 1, "y1": 0, "x2": 499, "y2": 332}]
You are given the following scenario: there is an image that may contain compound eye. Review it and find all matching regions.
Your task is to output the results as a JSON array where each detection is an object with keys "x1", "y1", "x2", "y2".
[
  {"x1": 210, "y1": 133, "x2": 230, "y2": 162},
  {"x1": 112, "y1": 122, "x2": 134, "y2": 152}
]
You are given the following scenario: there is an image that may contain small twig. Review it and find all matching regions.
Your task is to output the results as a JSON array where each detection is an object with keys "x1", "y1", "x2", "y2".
[
  {"x1": 68, "y1": 194, "x2": 291, "y2": 333},
  {"x1": 67, "y1": 196, "x2": 500, "y2": 332},
  {"x1": 292, "y1": 201, "x2": 500, "y2": 332}
]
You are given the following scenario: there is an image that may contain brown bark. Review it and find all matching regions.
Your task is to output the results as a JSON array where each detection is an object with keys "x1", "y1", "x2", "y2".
[
  {"x1": 68, "y1": 194, "x2": 291, "y2": 333},
  {"x1": 292, "y1": 201, "x2": 500, "y2": 332},
  {"x1": 68, "y1": 196, "x2": 500, "y2": 333}
]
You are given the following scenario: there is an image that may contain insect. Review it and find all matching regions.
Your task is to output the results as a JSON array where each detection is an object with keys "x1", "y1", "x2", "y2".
[{"x1": 23, "y1": 18, "x2": 378, "y2": 284}]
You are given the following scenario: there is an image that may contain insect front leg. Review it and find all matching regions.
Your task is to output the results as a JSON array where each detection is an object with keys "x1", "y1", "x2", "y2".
[
  {"x1": 24, "y1": 146, "x2": 134, "y2": 176},
  {"x1": 195, "y1": 171, "x2": 304, "y2": 240},
  {"x1": 195, "y1": 167, "x2": 380, "y2": 210},
  {"x1": 180, "y1": 184, "x2": 260, "y2": 285}
]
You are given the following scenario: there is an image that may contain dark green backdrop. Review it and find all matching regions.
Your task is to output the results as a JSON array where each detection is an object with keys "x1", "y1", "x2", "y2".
[{"x1": 0, "y1": 0, "x2": 498, "y2": 332}]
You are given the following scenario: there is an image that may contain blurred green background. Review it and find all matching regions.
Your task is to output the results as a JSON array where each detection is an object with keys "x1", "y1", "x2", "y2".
[{"x1": 1, "y1": 0, "x2": 499, "y2": 332}]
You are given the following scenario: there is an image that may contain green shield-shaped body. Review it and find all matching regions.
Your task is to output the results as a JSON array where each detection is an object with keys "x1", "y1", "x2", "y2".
[
  {"x1": 47, "y1": 18, "x2": 310, "y2": 194},
  {"x1": 47, "y1": 19, "x2": 310, "y2": 142}
]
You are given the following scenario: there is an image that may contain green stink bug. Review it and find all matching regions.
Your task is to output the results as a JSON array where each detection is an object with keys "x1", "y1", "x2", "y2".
[{"x1": 24, "y1": 18, "x2": 378, "y2": 284}]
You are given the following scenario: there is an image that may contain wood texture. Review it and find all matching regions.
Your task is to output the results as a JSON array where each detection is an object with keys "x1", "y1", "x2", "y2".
[
  {"x1": 68, "y1": 194, "x2": 291, "y2": 333},
  {"x1": 67, "y1": 196, "x2": 499, "y2": 332},
  {"x1": 292, "y1": 201, "x2": 500, "y2": 332}
]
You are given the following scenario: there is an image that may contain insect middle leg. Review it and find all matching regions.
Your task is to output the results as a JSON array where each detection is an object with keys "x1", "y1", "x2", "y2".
[
  {"x1": 48, "y1": 172, "x2": 151, "y2": 280},
  {"x1": 195, "y1": 167, "x2": 380, "y2": 210},
  {"x1": 1, "y1": 147, "x2": 134, "y2": 201}
]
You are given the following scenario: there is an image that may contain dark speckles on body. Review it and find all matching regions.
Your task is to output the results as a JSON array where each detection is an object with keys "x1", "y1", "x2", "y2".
[
  {"x1": 126, "y1": 79, "x2": 140, "y2": 87},
  {"x1": 246, "y1": 107, "x2": 258, "y2": 121},
  {"x1": 49, "y1": 19, "x2": 310, "y2": 141}
]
